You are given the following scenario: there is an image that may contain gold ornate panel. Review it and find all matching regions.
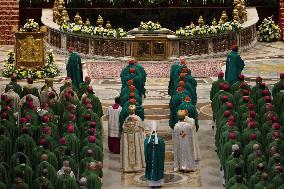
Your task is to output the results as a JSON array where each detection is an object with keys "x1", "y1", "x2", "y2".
[
  {"x1": 133, "y1": 36, "x2": 168, "y2": 61},
  {"x1": 15, "y1": 32, "x2": 46, "y2": 67}
]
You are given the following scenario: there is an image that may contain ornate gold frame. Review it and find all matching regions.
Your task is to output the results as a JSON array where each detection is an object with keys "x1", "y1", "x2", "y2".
[{"x1": 15, "y1": 31, "x2": 46, "y2": 68}]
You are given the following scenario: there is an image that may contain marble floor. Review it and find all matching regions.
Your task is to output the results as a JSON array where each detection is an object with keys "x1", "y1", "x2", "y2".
[{"x1": 0, "y1": 41, "x2": 284, "y2": 188}]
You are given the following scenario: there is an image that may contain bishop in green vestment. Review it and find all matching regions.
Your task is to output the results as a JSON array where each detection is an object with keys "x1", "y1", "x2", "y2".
[
  {"x1": 5, "y1": 74, "x2": 23, "y2": 98},
  {"x1": 175, "y1": 96, "x2": 199, "y2": 131},
  {"x1": 66, "y1": 47, "x2": 83, "y2": 90},
  {"x1": 229, "y1": 175, "x2": 249, "y2": 189},
  {"x1": 210, "y1": 72, "x2": 228, "y2": 101},
  {"x1": 272, "y1": 73, "x2": 284, "y2": 99},
  {"x1": 144, "y1": 122, "x2": 165, "y2": 187},
  {"x1": 78, "y1": 76, "x2": 92, "y2": 99},
  {"x1": 225, "y1": 45, "x2": 245, "y2": 86}
]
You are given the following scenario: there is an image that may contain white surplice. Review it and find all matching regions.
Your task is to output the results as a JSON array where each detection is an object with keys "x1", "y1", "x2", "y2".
[
  {"x1": 173, "y1": 121, "x2": 196, "y2": 172},
  {"x1": 185, "y1": 116, "x2": 201, "y2": 161},
  {"x1": 106, "y1": 106, "x2": 122, "y2": 138},
  {"x1": 121, "y1": 114, "x2": 146, "y2": 172}
]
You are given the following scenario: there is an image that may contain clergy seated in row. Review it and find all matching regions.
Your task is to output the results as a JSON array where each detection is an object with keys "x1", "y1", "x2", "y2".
[
  {"x1": 121, "y1": 105, "x2": 146, "y2": 173},
  {"x1": 144, "y1": 121, "x2": 165, "y2": 188}
]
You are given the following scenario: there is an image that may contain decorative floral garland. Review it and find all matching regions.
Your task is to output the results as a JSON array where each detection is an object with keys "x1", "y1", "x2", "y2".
[
  {"x1": 175, "y1": 21, "x2": 241, "y2": 37},
  {"x1": 1, "y1": 50, "x2": 61, "y2": 79},
  {"x1": 60, "y1": 21, "x2": 127, "y2": 38},
  {"x1": 257, "y1": 16, "x2": 280, "y2": 42},
  {"x1": 139, "y1": 21, "x2": 161, "y2": 31},
  {"x1": 20, "y1": 19, "x2": 39, "y2": 32}
]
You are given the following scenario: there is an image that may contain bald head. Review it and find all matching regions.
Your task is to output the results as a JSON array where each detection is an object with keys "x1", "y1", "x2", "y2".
[
  {"x1": 41, "y1": 153, "x2": 48, "y2": 161},
  {"x1": 63, "y1": 160, "x2": 70, "y2": 167}
]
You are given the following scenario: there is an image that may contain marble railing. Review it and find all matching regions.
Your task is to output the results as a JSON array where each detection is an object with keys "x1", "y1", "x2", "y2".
[{"x1": 42, "y1": 7, "x2": 258, "y2": 60}]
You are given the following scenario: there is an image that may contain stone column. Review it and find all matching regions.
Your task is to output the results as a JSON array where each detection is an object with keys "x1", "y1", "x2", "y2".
[
  {"x1": 280, "y1": 0, "x2": 284, "y2": 40},
  {"x1": 0, "y1": 0, "x2": 19, "y2": 45}
]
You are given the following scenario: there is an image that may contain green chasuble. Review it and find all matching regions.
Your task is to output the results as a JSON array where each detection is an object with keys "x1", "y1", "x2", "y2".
[
  {"x1": 34, "y1": 176, "x2": 54, "y2": 189},
  {"x1": 67, "y1": 52, "x2": 83, "y2": 90},
  {"x1": 10, "y1": 152, "x2": 31, "y2": 172},
  {"x1": 86, "y1": 93, "x2": 104, "y2": 118},
  {"x1": 241, "y1": 128, "x2": 262, "y2": 146},
  {"x1": 227, "y1": 177, "x2": 248, "y2": 189},
  {"x1": 122, "y1": 73, "x2": 144, "y2": 97},
  {"x1": 78, "y1": 82, "x2": 89, "y2": 99},
  {"x1": 0, "y1": 181, "x2": 6, "y2": 189},
  {"x1": 35, "y1": 161, "x2": 57, "y2": 184},
  {"x1": 231, "y1": 81, "x2": 251, "y2": 95},
  {"x1": 0, "y1": 163, "x2": 7, "y2": 185},
  {"x1": 225, "y1": 50, "x2": 245, "y2": 86},
  {"x1": 5, "y1": 81, "x2": 23, "y2": 98},
  {"x1": 86, "y1": 173, "x2": 102, "y2": 189},
  {"x1": 169, "y1": 90, "x2": 190, "y2": 128},
  {"x1": 243, "y1": 140, "x2": 262, "y2": 161},
  {"x1": 81, "y1": 144, "x2": 103, "y2": 163},
  {"x1": 11, "y1": 183, "x2": 29, "y2": 189},
  {"x1": 120, "y1": 86, "x2": 140, "y2": 102},
  {"x1": 144, "y1": 135, "x2": 165, "y2": 181},
  {"x1": 55, "y1": 174, "x2": 79, "y2": 189},
  {"x1": 272, "y1": 174, "x2": 283, "y2": 189},
  {"x1": 14, "y1": 134, "x2": 36, "y2": 158},
  {"x1": 221, "y1": 140, "x2": 241, "y2": 168},
  {"x1": 120, "y1": 64, "x2": 146, "y2": 86},
  {"x1": 82, "y1": 171, "x2": 102, "y2": 189},
  {"x1": 274, "y1": 91, "x2": 284, "y2": 116},
  {"x1": 175, "y1": 101, "x2": 199, "y2": 130},
  {"x1": 249, "y1": 171, "x2": 262, "y2": 189},
  {"x1": 246, "y1": 156, "x2": 266, "y2": 177},
  {"x1": 254, "y1": 181, "x2": 274, "y2": 189},
  {"x1": 12, "y1": 164, "x2": 33, "y2": 189},
  {"x1": 121, "y1": 93, "x2": 142, "y2": 108},
  {"x1": 171, "y1": 80, "x2": 197, "y2": 105},
  {"x1": 210, "y1": 78, "x2": 228, "y2": 101},
  {"x1": 64, "y1": 133, "x2": 81, "y2": 162},
  {"x1": 80, "y1": 156, "x2": 95, "y2": 175},
  {"x1": 229, "y1": 183, "x2": 249, "y2": 189},
  {"x1": 0, "y1": 134, "x2": 12, "y2": 164},
  {"x1": 211, "y1": 91, "x2": 233, "y2": 121},
  {"x1": 224, "y1": 158, "x2": 245, "y2": 184},
  {"x1": 168, "y1": 61, "x2": 181, "y2": 95},
  {"x1": 272, "y1": 78, "x2": 284, "y2": 99}
]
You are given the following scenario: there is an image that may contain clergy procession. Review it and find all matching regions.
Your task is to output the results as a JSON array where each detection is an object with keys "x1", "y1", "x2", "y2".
[
  {"x1": 211, "y1": 70, "x2": 284, "y2": 188},
  {"x1": 1, "y1": 42, "x2": 284, "y2": 189}
]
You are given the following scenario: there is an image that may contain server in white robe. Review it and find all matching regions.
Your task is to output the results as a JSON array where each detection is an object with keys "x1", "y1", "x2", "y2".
[
  {"x1": 121, "y1": 105, "x2": 146, "y2": 172},
  {"x1": 173, "y1": 110, "x2": 197, "y2": 172},
  {"x1": 106, "y1": 97, "x2": 122, "y2": 154}
]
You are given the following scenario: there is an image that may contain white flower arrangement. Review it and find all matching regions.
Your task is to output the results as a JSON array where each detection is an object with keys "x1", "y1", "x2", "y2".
[
  {"x1": 139, "y1": 21, "x2": 161, "y2": 31},
  {"x1": 1, "y1": 49, "x2": 60, "y2": 79},
  {"x1": 176, "y1": 21, "x2": 241, "y2": 37},
  {"x1": 257, "y1": 16, "x2": 280, "y2": 42},
  {"x1": 20, "y1": 19, "x2": 39, "y2": 32},
  {"x1": 59, "y1": 22, "x2": 127, "y2": 38}
]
